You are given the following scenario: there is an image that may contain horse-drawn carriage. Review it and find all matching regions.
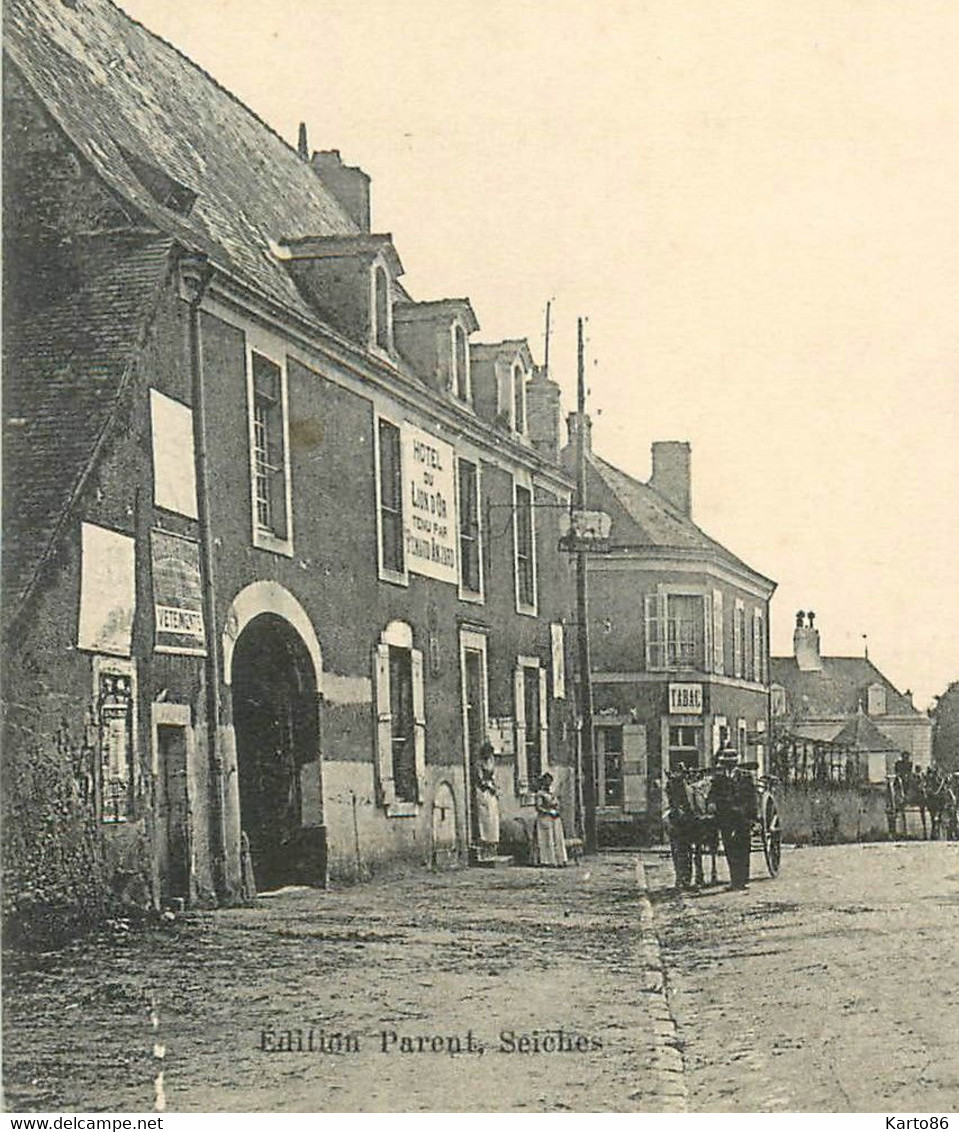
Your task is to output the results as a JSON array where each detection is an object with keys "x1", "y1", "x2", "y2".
[
  {"x1": 886, "y1": 766, "x2": 958, "y2": 840},
  {"x1": 666, "y1": 761, "x2": 782, "y2": 887}
]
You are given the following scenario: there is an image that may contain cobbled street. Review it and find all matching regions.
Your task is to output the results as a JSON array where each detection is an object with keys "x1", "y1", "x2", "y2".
[
  {"x1": 3, "y1": 854, "x2": 678, "y2": 1114},
  {"x1": 647, "y1": 840, "x2": 959, "y2": 1112}
]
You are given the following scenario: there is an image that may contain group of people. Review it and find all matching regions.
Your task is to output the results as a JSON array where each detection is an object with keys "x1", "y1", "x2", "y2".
[
  {"x1": 474, "y1": 743, "x2": 568, "y2": 867},
  {"x1": 666, "y1": 744, "x2": 758, "y2": 892}
]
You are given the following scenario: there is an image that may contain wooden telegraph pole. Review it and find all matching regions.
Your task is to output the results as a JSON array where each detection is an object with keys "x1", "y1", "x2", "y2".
[{"x1": 575, "y1": 317, "x2": 598, "y2": 854}]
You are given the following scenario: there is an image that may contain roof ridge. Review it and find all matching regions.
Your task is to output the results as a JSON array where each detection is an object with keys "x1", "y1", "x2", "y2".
[{"x1": 106, "y1": 0, "x2": 317, "y2": 179}]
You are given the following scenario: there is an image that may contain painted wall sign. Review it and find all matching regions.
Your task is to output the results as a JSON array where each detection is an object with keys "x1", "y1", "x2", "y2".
[
  {"x1": 401, "y1": 423, "x2": 458, "y2": 584},
  {"x1": 668, "y1": 682, "x2": 703, "y2": 714},
  {"x1": 151, "y1": 529, "x2": 206, "y2": 655}
]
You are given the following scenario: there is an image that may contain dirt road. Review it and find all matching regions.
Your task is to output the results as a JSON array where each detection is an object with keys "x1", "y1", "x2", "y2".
[
  {"x1": 646, "y1": 840, "x2": 959, "y2": 1112},
  {"x1": 4, "y1": 855, "x2": 676, "y2": 1113}
]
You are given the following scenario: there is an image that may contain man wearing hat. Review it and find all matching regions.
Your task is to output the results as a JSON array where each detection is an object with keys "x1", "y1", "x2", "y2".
[{"x1": 707, "y1": 743, "x2": 756, "y2": 890}]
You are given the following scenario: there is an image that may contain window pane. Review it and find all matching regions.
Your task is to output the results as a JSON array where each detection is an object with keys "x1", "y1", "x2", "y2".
[
  {"x1": 459, "y1": 459, "x2": 480, "y2": 593},
  {"x1": 378, "y1": 420, "x2": 404, "y2": 573},
  {"x1": 389, "y1": 646, "x2": 416, "y2": 802},
  {"x1": 515, "y1": 485, "x2": 534, "y2": 606}
]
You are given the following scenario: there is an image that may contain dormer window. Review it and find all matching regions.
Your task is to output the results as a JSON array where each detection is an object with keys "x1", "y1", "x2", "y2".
[
  {"x1": 373, "y1": 265, "x2": 391, "y2": 351},
  {"x1": 453, "y1": 323, "x2": 469, "y2": 401},
  {"x1": 513, "y1": 363, "x2": 526, "y2": 434}
]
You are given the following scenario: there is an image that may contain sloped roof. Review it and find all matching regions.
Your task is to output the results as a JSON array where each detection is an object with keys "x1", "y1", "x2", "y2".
[
  {"x1": 770, "y1": 655, "x2": 926, "y2": 720},
  {"x1": 2, "y1": 232, "x2": 174, "y2": 613},
  {"x1": 584, "y1": 450, "x2": 775, "y2": 588},
  {"x1": 3, "y1": 0, "x2": 358, "y2": 320},
  {"x1": 832, "y1": 710, "x2": 900, "y2": 753}
]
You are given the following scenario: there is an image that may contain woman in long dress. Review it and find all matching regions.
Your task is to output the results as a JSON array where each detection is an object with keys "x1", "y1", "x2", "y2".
[
  {"x1": 533, "y1": 772, "x2": 568, "y2": 867},
  {"x1": 474, "y1": 743, "x2": 500, "y2": 860}
]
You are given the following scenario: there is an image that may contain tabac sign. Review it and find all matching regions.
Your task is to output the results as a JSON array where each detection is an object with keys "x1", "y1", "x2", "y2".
[
  {"x1": 401, "y1": 423, "x2": 458, "y2": 584},
  {"x1": 668, "y1": 682, "x2": 703, "y2": 714}
]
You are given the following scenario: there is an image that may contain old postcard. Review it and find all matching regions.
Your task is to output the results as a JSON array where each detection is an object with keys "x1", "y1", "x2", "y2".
[{"x1": 3, "y1": 0, "x2": 957, "y2": 1116}]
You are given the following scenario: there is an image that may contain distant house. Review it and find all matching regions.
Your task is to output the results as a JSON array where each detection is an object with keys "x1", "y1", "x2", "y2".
[
  {"x1": 562, "y1": 423, "x2": 777, "y2": 840},
  {"x1": 770, "y1": 612, "x2": 932, "y2": 781}
]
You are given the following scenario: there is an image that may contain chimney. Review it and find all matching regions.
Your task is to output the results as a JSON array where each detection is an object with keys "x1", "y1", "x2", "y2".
[
  {"x1": 566, "y1": 411, "x2": 592, "y2": 455},
  {"x1": 297, "y1": 122, "x2": 309, "y2": 161},
  {"x1": 526, "y1": 366, "x2": 561, "y2": 462},
  {"x1": 793, "y1": 610, "x2": 823, "y2": 672},
  {"x1": 311, "y1": 149, "x2": 371, "y2": 233},
  {"x1": 650, "y1": 441, "x2": 691, "y2": 516}
]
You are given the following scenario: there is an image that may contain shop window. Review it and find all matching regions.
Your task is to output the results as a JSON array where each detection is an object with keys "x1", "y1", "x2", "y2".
[
  {"x1": 513, "y1": 482, "x2": 536, "y2": 612},
  {"x1": 249, "y1": 351, "x2": 291, "y2": 553},
  {"x1": 597, "y1": 725, "x2": 625, "y2": 806},
  {"x1": 668, "y1": 725, "x2": 702, "y2": 772},
  {"x1": 458, "y1": 457, "x2": 482, "y2": 598},
  {"x1": 374, "y1": 622, "x2": 425, "y2": 813},
  {"x1": 377, "y1": 418, "x2": 405, "y2": 578}
]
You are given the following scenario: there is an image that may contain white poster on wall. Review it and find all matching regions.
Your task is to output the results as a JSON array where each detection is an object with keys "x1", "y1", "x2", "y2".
[
  {"x1": 401, "y1": 422, "x2": 458, "y2": 584},
  {"x1": 150, "y1": 388, "x2": 198, "y2": 519},
  {"x1": 77, "y1": 522, "x2": 136, "y2": 657}
]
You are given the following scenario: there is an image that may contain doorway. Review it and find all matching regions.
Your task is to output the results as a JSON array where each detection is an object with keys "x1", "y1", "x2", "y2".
[
  {"x1": 231, "y1": 612, "x2": 320, "y2": 890},
  {"x1": 460, "y1": 632, "x2": 488, "y2": 852},
  {"x1": 152, "y1": 703, "x2": 193, "y2": 904}
]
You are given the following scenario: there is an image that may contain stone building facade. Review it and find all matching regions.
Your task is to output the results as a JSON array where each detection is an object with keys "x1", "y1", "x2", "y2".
[
  {"x1": 562, "y1": 427, "x2": 777, "y2": 842},
  {"x1": 2, "y1": 0, "x2": 576, "y2": 933}
]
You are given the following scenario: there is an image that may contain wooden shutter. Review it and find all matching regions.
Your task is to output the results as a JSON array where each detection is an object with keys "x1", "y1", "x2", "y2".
[
  {"x1": 734, "y1": 599, "x2": 744, "y2": 678},
  {"x1": 622, "y1": 724, "x2": 647, "y2": 814},
  {"x1": 514, "y1": 663, "x2": 528, "y2": 787},
  {"x1": 411, "y1": 647, "x2": 426, "y2": 804},
  {"x1": 538, "y1": 666, "x2": 549, "y2": 771},
  {"x1": 712, "y1": 588, "x2": 724, "y2": 674},
  {"x1": 373, "y1": 643, "x2": 394, "y2": 806},
  {"x1": 703, "y1": 592, "x2": 713, "y2": 675}
]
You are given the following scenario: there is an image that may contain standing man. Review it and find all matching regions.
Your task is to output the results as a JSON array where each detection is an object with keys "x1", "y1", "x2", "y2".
[{"x1": 707, "y1": 744, "x2": 756, "y2": 891}]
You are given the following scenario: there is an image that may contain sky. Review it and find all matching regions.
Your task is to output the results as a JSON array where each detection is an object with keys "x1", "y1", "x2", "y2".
[{"x1": 117, "y1": 0, "x2": 959, "y2": 709}]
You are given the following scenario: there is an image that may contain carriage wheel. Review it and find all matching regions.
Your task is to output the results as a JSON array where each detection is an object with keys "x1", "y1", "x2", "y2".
[{"x1": 762, "y1": 793, "x2": 782, "y2": 878}]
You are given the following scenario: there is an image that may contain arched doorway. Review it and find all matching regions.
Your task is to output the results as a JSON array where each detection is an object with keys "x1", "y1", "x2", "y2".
[{"x1": 231, "y1": 612, "x2": 320, "y2": 890}]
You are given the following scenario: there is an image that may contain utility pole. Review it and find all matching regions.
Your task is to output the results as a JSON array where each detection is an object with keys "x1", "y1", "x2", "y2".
[
  {"x1": 543, "y1": 299, "x2": 553, "y2": 377},
  {"x1": 576, "y1": 316, "x2": 598, "y2": 854}
]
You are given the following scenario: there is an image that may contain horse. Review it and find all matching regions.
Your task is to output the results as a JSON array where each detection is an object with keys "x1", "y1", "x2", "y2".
[
  {"x1": 664, "y1": 768, "x2": 719, "y2": 889},
  {"x1": 886, "y1": 770, "x2": 928, "y2": 839},
  {"x1": 924, "y1": 769, "x2": 958, "y2": 840}
]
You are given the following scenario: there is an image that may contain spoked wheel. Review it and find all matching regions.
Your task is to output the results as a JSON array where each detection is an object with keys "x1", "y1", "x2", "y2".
[{"x1": 761, "y1": 793, "x2": 782, "y2": 877}]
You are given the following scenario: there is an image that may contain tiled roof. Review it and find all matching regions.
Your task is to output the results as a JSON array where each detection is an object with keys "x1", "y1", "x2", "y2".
[
  {"x1": 585, "y1": 451, "x2": 775, "y2": 587},
  {"x1": 770, "y1": 656, "x2": 925, "y2": 719},
  {"x1": 832, "y1": 710, "x2": 900, "y2": 753},
  {"x1": 2, "y1": 233, "x2": 174, "y2": 615},
  {"x1": 4, "y1": 0, "x2": 358, "y2": 320}
]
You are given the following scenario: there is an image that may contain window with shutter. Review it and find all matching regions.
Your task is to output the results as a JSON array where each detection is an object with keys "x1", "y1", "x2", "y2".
[
  {"x1": 733, "y1": 599, "x2": 745, "y2": 678},
  {"x1": 712, "y1": 588, "x2": 724, "y2": 674},
  {"x1": 644, "y1": 593, "x2": 666, "y2": 670},
  {"x1": 373, "y1": 622, "x2": 422, "y2": 814}
]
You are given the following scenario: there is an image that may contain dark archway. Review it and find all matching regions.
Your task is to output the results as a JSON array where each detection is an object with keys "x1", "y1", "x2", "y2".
[{"x1": 231, "y1": 612, "x2": 320, "y2": 890}]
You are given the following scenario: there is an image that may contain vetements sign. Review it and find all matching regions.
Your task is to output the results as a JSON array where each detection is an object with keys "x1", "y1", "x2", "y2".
[
  {"x1": 401, "y1": 423, "x2": 458, "y2": 584},
  {"x1": 151, "y1": 529, "x2": 206, "y2": 655},
  {"x1": 669, "y1": 683, "x2": 703, "y2": 714}
]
